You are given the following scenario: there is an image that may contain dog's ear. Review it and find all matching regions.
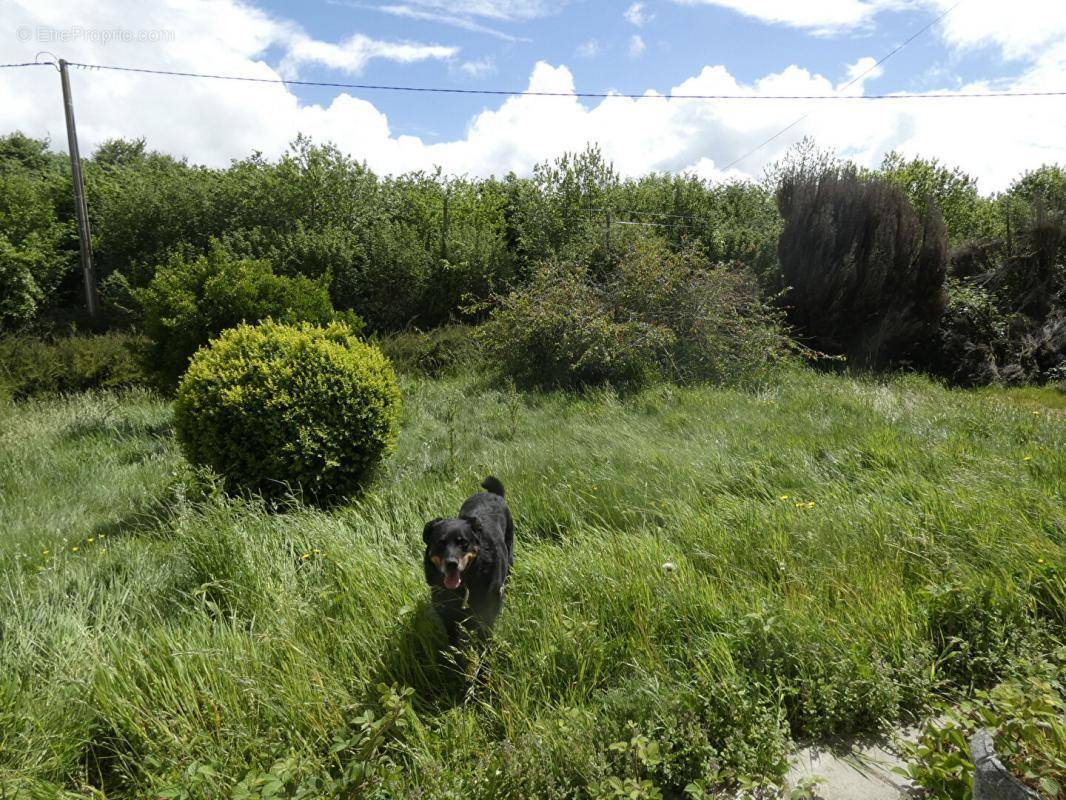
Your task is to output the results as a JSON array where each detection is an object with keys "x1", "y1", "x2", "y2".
[
  {"x1": 461, "y1": 515, "x2": 483, "y2": 545},
  {"x1": 422, "y1": 518, "x2": 444, "y2": 545}
]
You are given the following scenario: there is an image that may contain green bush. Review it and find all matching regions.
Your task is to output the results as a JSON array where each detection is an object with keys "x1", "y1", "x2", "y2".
[
  {"x1": 477, "y1": 236, "x2": 789, "y2": 389},
  {"x1": 877, "y1": 151, "x2": 1000, "y2": 246},
  {"x1": 923, "y1": 579, "x2": 1048, "y2": 689},
  {"x1": 376, "y1": 325, "x2": 479, "y2": 376},
  {"x1": 87, "y1": 139, "x2": 228, "y2": 285},
  {"x1": 935, "y1": 281, "x2": 1011, "y2": 386},
  {"x1": 0, "y1": 235, "x2": 47, "y2": 328},
  {"x1": 935, "y1": 207, "x2": 1065, "y2": 386},
  {"x1": 0, "y1": 332, "x2": 149, "y2": 398},
  {"x1": 136, "y1": 242, "x2": 357, "y2": 390},
  {"x1": 174, "y1": 320, "x2": 400, "y2": 505},
  {"x1": 0, "y1": 159, "x2": 74, "y2": 330}
]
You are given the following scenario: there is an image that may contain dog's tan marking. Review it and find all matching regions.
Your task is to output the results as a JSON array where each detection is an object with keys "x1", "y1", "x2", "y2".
[
  {"x1": 459, "y1": 550, "x2": 478, "y2": 571},
  {"x1": 430, "y1": 555, "x2": 443, "y2": 568}
]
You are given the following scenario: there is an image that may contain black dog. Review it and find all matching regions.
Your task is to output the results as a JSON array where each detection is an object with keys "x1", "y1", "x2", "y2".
[{"x1": 423, "y1": 476, "x2": 513, "y2": 647}]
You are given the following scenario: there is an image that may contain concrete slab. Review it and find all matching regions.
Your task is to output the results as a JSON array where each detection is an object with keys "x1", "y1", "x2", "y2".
[{"x1": 785, "y1": 732, "x2": 919, "y2": 800}]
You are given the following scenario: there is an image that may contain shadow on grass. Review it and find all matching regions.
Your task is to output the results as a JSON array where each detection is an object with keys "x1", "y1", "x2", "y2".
[
  {"x1": 81, "y1": 717, "x2": 138, "y2": 796},
  {"x1": 63, "y1": 413, "x2": 172, "y2": 443},
  {"x1": 88, "y1": 489, "x2": 180, "y2": 542},
  {"x1": 370, "y1": 598, "x2": 473, "y2": 714}
]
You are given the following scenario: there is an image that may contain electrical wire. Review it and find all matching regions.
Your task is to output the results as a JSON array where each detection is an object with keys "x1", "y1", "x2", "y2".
[
  {"x1": 13, "y1": 59, "x2": 1051, "y2": 100},
  {"x1": 2, "y1": 56, "x2": 1061, "y2": 100},
  {"x1": 721, "y1": 0, "x2": 967, "y2": 171}
]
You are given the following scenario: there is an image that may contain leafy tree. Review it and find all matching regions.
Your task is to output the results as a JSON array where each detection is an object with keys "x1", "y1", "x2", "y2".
[
  {"x1": 878, "y1": 152, "x2": 1000, "y2": 245},
  {"x1": 92, "y1": 137, "x2": 148, "y2": 171},
  {"x1": 1007, "y1": 165, "x2": 1066, "y2": 213},
  {"x1": 0, "y1": 132, "x2": 63, "y2": 173},
  {"x1": 0, "y1": 140, "x2": 75, "y2": 329},
  {"x1": 86, "y1": 141, "x2": 228, "y2": 288}
]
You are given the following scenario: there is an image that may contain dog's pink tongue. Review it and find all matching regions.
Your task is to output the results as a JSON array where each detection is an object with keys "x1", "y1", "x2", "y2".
[{"x1": 443, "y1": 571, "x2": 462, "y2": 590}]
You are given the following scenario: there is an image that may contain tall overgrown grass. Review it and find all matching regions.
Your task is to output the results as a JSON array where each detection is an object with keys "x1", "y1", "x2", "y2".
[{"x1": 0, "y1": 369, "x2": 1063, "y2": 797}]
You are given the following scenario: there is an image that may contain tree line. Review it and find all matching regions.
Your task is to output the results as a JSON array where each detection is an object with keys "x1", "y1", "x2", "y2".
[{"x1": 0, "y1": 131, "x2": 1063, "y2": 387}]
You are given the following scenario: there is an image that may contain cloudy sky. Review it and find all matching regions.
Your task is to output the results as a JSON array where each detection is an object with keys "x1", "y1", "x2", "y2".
[{"x1": 2, "y1": 0, "x2": 1064, "y2": 190}]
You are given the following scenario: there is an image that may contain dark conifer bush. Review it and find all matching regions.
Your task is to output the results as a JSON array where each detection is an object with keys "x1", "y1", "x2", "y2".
[{"x1": 777, "y1": 166, "x2": 948, "y2": 368}]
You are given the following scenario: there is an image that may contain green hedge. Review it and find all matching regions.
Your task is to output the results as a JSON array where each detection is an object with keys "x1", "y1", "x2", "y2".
[
  {"x1": 136, "y1": 242, "x2": 359, "y2": 391},
  {"x1": 0, "y1": 332, "x2": 149, "y2": 399},
  {"x1": 477, "y1": 236, "x2": 791, "y2": 389}
]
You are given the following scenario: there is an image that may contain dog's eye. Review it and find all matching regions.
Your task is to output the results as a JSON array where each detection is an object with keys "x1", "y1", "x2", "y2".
[{"x1": 456, "y1": 538, "x2": 467, "y2": 549}]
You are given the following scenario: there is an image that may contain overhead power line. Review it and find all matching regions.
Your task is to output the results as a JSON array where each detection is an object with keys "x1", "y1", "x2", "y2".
[
  {"x1": 1, "y1": 58, "x2": 1061, "y2": 101},
  {"x1": 721, "y1": 0, "x2": 966, "y2": 171}
]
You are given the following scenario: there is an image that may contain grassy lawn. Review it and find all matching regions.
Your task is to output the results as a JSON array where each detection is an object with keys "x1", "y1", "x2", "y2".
[{"x1": 0, "y1": 369, "x2": 1063, "y2": 798}]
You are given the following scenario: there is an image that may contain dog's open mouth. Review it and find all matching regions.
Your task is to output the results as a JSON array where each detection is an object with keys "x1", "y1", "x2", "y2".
[{"x1": 443, "y1": 570, "x2": 462, "y2": 590}]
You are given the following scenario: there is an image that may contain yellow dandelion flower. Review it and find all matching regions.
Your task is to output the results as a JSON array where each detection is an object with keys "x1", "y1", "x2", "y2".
[
  {"x1": 42, "y1": 549, "x2": 50, "y2": 555},
  {"x1": 302, "y1": 553, "x2": 310, "y2": 560},
  {"x1": 1038, "y1": 558, "x2": 1046, "y2": 564},
  {"x1": 1023, "y1": 455, "x2": 1033, "y2": 462},
  {"x1": 794, "y1": 502, "x2": 804, "y2": 508},
  {"x1": 98, "y1": 534, "x2": 105, "y2": 538},
  {"x1": 71, "y1": 546, "x2": 79, "y2": 552},
  {"x1": 807, "y1": 501, "x2": 816, "y2": 508},
  {"x1": 779, "y1": 495, "x2": 789, "y2": 501},
  {"x1": 87, "y1": 537, "x2": 94, "y2": 543}
]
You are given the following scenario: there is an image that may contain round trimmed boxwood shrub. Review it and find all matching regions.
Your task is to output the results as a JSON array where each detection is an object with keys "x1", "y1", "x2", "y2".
[{"x1": 174, "y1": 320, "x2": 400, "y2": 505}]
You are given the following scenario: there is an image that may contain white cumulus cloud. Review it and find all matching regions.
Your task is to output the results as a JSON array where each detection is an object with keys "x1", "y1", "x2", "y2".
[
  {"x1": 629, "y1": 34, "x2": 647, "y2": 57},
  {"x1": 673, "y1": 0, "x2": 1066, "y2": 59},
  {"x1": 927, "y1": 0, "x2": 1066, "y2": 60},
  {"x1": 0, "y1": 0, "x2": 1064, "y2": 192}
]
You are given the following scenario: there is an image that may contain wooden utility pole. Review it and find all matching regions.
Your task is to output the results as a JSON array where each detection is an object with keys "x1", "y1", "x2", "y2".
[{"x1": 58, "y1": 59, "x2": 99, "y2": 319}]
